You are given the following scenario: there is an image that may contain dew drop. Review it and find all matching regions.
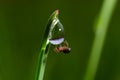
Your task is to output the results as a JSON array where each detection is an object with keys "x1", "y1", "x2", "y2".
[
  {"x1": 49, "y1": 21, "x2": 65, "y2": 45},
  {"x1": 49, "y1": 37, "x2": 64, "y2": 45}
]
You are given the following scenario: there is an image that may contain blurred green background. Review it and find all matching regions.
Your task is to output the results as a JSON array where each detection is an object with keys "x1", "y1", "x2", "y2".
[{"x1": 0, "y1": 0, "x2": 120, "y2": 80}]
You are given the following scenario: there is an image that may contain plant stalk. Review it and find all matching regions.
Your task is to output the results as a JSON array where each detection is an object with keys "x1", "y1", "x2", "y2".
[
  {"x1": 84, "y1": 0, "x2": 117, "y2": 80},
  {"x1": 34, "y1": 10, "x2": 59, "y2": 80}
]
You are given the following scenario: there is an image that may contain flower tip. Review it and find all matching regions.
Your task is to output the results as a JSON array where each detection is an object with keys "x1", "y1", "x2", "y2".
[{"x1": 55, "y1": 9, "x2": 59, "y2": 14}]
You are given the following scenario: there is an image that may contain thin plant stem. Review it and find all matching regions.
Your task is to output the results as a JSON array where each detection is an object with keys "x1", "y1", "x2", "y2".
[
  {"x1": 34, "y1": 10, "x2": 60, "y2": 80},
  {"x1": 84, "y1": 0, "x2": 117, "y2": 80}
]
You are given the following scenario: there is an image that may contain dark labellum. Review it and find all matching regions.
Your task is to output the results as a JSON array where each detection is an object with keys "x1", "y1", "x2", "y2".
[
  {"x1": 62, "y1": 47, "x2": 71, "y2": 54},
  {"x1": 54, "y1": 41, "x2": 71, "y2": 54}
]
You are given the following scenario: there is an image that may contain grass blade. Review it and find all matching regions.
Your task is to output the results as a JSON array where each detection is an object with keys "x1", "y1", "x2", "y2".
[
  {"x1": 84, "y1": 0, "x2": 117, "y2": 80},
  {"x1": 34, "y1": 10, "x2": 60, "y2": 80}
]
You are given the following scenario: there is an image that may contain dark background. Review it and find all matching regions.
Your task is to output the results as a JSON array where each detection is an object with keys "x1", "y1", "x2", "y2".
[{"x1": 0, "y1": 0, "x2": 120, "y2": 80}]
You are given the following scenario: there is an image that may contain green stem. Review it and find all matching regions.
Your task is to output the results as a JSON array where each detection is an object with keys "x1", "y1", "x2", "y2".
[
  {"x1": 84, "y1": 0, "x2": 117, "y2": 80},
  {"x1": 34, "y1": 10, "x2": 59, "y2": 80}
]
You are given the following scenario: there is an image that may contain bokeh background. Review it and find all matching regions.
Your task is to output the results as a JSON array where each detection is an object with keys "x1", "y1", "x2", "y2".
[{"x1": 0, "y1": 0, "x2": 120, "y2": 80}]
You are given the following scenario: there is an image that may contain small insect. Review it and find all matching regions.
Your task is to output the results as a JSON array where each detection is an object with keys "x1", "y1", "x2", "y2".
[{"x1": 54, "y1": 41, "x2": 71, "y2": 54}]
